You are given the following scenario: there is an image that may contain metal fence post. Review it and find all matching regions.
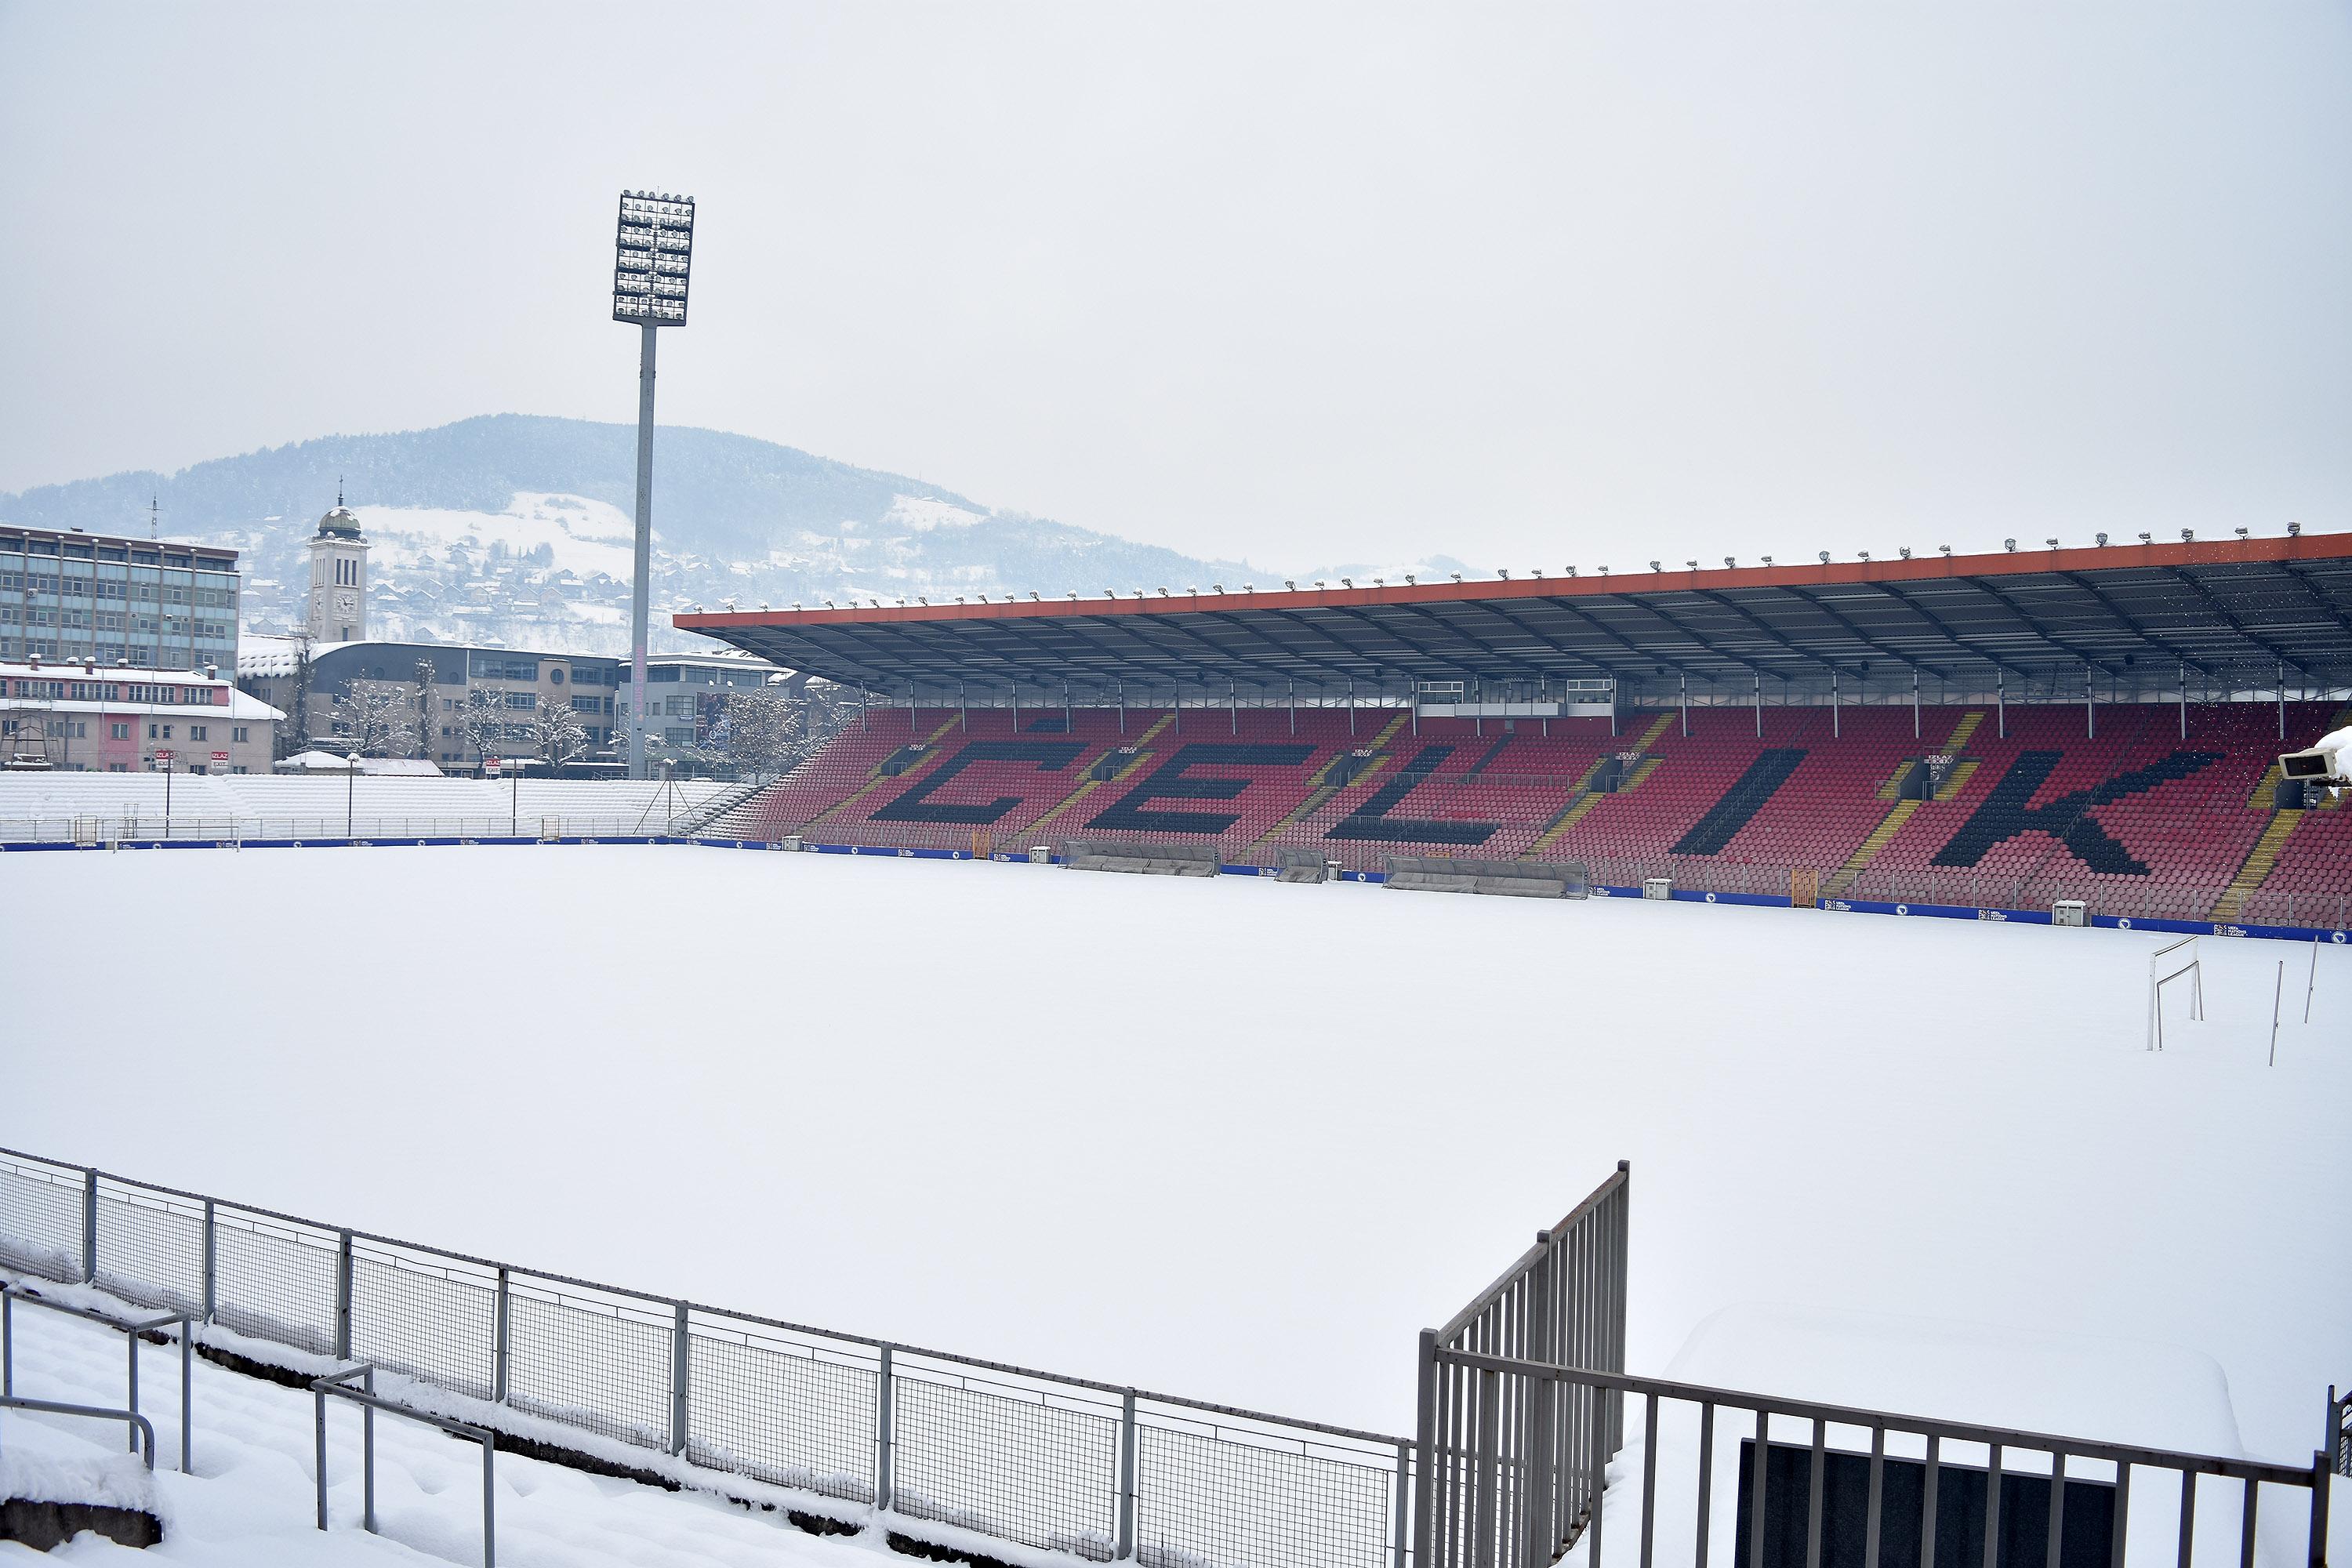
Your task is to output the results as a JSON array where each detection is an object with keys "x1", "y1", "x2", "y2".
[
  {"x1": 1523, "y1": 1230, "x2": 1556, "y2": 1568},
  {"x1": 82, "y1": 1170, "x2": 98, "y2": 1283},
  {"x1": 334, "y1": 1231, "x2": 354, "y2": 1360},
  {"x1": 669, "y1": 1302, "x2": 690, "y2": 1457},
  {"x1": 1116, "y1": 1388, "x2": 1138, "y2": 1559},
  {"x1": 1394, "y1": 1440, "x2": 1412, "y2": 1568},
  {"x1": 1414, "y1": 1329, "x2": 1439, "y2": 1568},
  {"x1": 877, "y1": 1345, "x2": 895, "y2": 1512},
  {"x1": 492, "y1": 1269, "x2": 510, "y2": 1404},
  {"x1": 200, "y1": 1200, "x2": 216, "y2": 1323}
]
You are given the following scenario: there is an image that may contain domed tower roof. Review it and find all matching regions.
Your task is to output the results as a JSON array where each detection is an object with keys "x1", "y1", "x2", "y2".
[{"x1": 314, "y1": 483, "x2": 366, "y2": 541}]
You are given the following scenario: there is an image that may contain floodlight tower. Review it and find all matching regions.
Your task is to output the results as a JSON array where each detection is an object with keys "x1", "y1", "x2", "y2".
[{"x1": 612, "y1": 190, "x2": 695, "y2": 778}]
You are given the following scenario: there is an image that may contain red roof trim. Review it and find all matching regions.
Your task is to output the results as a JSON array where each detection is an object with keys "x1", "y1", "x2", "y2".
[{"x1": 673, "y1": 532, "x2": 2350, "y2": 633}]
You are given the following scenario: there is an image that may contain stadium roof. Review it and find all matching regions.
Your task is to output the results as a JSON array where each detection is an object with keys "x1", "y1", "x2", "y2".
[{"x1": 676, "y1": 532, "x2": 2352, "y2": 695}]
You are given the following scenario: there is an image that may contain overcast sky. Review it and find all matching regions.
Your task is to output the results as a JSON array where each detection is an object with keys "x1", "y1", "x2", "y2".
[{"x1": 2, "y1": 2, "x2": 2347, "y2": 573}]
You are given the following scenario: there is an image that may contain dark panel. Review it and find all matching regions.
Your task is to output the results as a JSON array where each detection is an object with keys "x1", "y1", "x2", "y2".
[{"x1": 1736, "y1": 1439, "x2": 2115, "y2": 1568}]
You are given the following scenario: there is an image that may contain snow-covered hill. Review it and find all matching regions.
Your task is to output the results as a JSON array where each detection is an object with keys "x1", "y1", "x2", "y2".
[{"x1": 0, "y1": 416, "x2": 1261, "y2": 655}]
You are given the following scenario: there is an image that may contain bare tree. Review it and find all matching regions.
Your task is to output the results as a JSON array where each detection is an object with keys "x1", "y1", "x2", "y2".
[
  {"x1": 530, "y1": 691, "x2": 590, "y2": 771},
  {"x1": 332, "y1": 684, "x2": 412, "y2": 757},
  {"x1": 459, "y1": 687, "x2": 523, "y2": 773}
]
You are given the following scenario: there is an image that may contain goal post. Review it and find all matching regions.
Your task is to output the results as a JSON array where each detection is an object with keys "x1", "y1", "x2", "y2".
[{"x1": 2147, "y1": 935, "x2": 2205, "y2": 1051}]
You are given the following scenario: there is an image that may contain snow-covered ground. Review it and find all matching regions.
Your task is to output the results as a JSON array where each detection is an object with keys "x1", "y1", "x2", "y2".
[
  {"x1": 0, "y1": 1288, "x2": 877, "y2": 1565},
  {"x1": 1, "y1": 846, "x2": 2344, "y2": 1478}
]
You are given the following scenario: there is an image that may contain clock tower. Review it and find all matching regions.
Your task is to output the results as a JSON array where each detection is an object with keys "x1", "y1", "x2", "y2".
[{"x1": 305, "y1": 491, "x2": 369, "y2": 644}]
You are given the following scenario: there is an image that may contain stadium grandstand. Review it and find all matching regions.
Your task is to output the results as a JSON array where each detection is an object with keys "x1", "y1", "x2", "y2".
[{"x1": 678, "y1": 531, "x2": 2352, "y2": 928}]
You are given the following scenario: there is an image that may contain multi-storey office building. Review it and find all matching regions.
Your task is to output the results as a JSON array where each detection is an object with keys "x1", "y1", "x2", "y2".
[
  {"x1": 237, "y1": 639, "x2": 781, "y2": 769},
  {"x1": 0, "y1": 659, "x2": 281, "y2": 774},
  {"x1": 0, "y1": 526, "x2": 240, "y2": 673}
]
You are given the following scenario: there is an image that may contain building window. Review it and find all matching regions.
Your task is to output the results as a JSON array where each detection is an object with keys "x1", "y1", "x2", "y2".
[
  {"x1": 111, "y1": 722, "x2": 131, "y2": 740},
  {"x1": 233, "y1": 726, "x2": 249, "y2": 742},
  {"x1": 189, "y1": 724, "x2": 207, "y2": 741}
]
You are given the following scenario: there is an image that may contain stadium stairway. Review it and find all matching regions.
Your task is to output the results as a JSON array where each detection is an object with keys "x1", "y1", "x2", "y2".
[
  {"x1": 1824, "y1": 710, "x2": 1984, "y2": 895},
  {"x1": 2209, "y1": 701, "x2": 2352, "y2": 920},
  {"x1": 1251, "y1": 710, "x2": 1412, "y2": 848},
  {"x1": 1519, "y1": 711, "x2": 1679, "y2": 862}
]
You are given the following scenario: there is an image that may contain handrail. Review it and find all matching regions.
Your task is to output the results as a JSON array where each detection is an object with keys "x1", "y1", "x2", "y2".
[
  {"x1": 0, "y1": 1393, "x2": 156, "y2": 1470},
  {"x1": 1431, "y1": 1345, "x2": 2324, "y2": 1488},
  {"x1": 1436, "y1": 1163, "x2": 1628, "y2": 1345},
  {"x1": 2, "y1": 1283, "x2": 191, "y2": 1473},
  {"x1": 314, "y1": 1363, "x2": 495, "y2": 1566}
]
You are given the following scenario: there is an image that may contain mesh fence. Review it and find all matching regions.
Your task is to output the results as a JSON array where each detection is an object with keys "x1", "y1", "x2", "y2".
[
  {"x1": 0, "y1": 1158, "x2": 83, "y2": 1282},
  {"x1": 0, "y1": 1153, "x2": 1415, "y2": 1568},
  {"x1": 350, "y1": 1243, "x2": 498, "y2": 1402},
  {"x1": 893, "y1": 1374, "x2": 1121, "y2": 1559},
  {"x1": 686, "y1": 1319, "x2": 878, "y2": 1501},
  {"x1": 503, "y1": 1277, "x2": 674, "y2": 1452},
  {"x1": 92, "y1": 1181, "x2": 205, "y2": 1315},
  {"x1": 1138, "y1": 1423, "x2": 1394, "y2": 1568},
  {"x1": 211, "y1": 1207, "x2": 339, "y2": 1355}
]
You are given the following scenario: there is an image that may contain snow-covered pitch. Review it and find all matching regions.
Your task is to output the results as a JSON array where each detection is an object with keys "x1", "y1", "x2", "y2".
[{"x1": 2, "y1": 845, "x2": 2344, "y2": 1474}]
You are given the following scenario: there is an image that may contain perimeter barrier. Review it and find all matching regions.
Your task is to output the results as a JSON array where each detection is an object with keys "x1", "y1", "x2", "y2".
[{"x1": 0, "y1": 1145, "x2": 1408, "y2": 1568}]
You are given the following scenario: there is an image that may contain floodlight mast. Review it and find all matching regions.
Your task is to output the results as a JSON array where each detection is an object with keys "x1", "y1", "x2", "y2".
[{"x1": 612, "y1": 190, "x2": 695, "y2": 778}]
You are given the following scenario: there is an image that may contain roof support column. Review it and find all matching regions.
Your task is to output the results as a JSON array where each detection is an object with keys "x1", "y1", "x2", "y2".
[
  {"x1": 1997, "y1": 668, "x2": 2005, "y2": 739},
  {"x1": 960, "y1": 681, "x2": 967, "y2": 732},
  {"x1": 1063, "y1": 681, "x2": 1071, "y2": 733},
  {"x1": 1347, "y1": 676, "x2": 1355, "y2": 737},
  {"x1": 1832, "y1": 670, "x2": 1840, "y2": 739},
  {"x1": 1011, "y1": 682, "x2": 1019, "y2": 730},
  {"x1": 1756, "y1": 670, "x2": 1764, "y2": 739},
  {"x1": 2277, "y1": 661, "x2": 2285, "y2": 740},
  {"x1": 2085, "y1": 664, "x2": 2095, "y2": 740},
  {"x1": 1680, "y1": 674, "x2": 1689, "y2": 739},
  {"x1": 1229, "y1": 680, "x2": 1238, "y2": 736},
  {"x1": 1288, "y1": 680, "x2": 1296, "y2": 736},
  {"x1": 1912, "y1": 668, "x2": 1920, "y2": 740},
  {"x1": 2180, "y1": 662, "x2": 2187, "y2": 740},
  {"x1": 1116, "y1": 680, "x2": 1125, "y2": 735}
]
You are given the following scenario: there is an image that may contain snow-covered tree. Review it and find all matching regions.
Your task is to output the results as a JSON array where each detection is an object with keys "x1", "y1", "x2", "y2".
[
  {"x1": 412, "y1": 659, "x2": 437, "y2": 760},
  {"x1": 332, "y1": 684, "x2": 412, "y2": 757},
  {"x1": 274, "y1": 636, "x2": 314, "y2": 760},
  {"x1": 459, "y1": 687, "x2": 522, "y2": 772},
  {"x1": 712, "y1": 685, "x2": 808, "y2": 779},
  {"x1": 530, "y1": 691, "x2": 590, "y2": 771}
]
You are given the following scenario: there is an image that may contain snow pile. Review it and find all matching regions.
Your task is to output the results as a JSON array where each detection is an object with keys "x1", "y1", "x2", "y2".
[{"x1": 0, "y1": 1447, "x2": 158, "y2": 1513}]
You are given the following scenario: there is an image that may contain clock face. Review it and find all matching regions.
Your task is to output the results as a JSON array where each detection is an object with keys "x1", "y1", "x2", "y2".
[{"x1": 336, "y1": 591, "x2": 357, "y2": 613}]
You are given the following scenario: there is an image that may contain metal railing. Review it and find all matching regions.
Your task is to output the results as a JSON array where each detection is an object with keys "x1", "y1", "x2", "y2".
[
  {"x1": 0, "y1": 1145, "x2": 1407, "y2": 1568},
  {"x1": 0, "y1": 1394, "x2": 156, "y2": 1470},
  {"x1": 2, "y1": 1283, "x2": 192, "y2": 1472},
  {"x1": 1416, "y1": 1164, "x2": 1630, "y2": 1568},
  {"x1": 1422, "y1": 1352, "x2": 2334, "y2": 1568},
  {"x1": 315, "y1": 1362, "x2": 496, "y2": 1566},
  {"x1": 0, "y1": 815, "x2": 674, "y2": 844}
]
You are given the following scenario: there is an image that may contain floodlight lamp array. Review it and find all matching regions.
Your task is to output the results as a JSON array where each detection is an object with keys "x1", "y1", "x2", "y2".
[{"x1": 613, "y1": 191, "x2": 696, "y2": 325}]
